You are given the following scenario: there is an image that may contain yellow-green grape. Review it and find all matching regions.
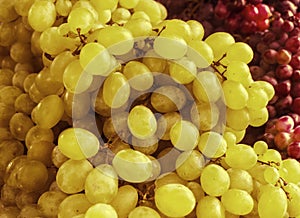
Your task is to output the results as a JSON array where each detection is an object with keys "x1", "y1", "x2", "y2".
[
  {"x1": 14, "y1": 0, "x2": 35, "y2": 16},
  {"x1": 91, "y1": 88, "x2": 111, "y2": 117},
  {"x1": 260, "y1": 149, "x2": 282, "y2": 165},
  {"x1": 224, "y1": 61, "x2": 252, "y2": 86},
  {"x1": 168, "y1": 57, "x2": 197, "y2": 84},
  {"x1": 58, "y1": 128, "x2": 99, "y2": 160},
  {"x1": 132, "y1": 136, "x2": 158, "y2": 155},
  {"x1": 198, "y1": 131, "x2": 227, "y2": 158},
  {"x1": 226, "y1": 42, "x2": 254, "y2": 64},
  {"x1": 162, "y1": 19, "x2": 191, "y2": 42},
  {"x1": 156, "y1": 1, "x2": 167, "y2": 20},
  {"x1": 221, "y1": 189, "x2": 254, "y2": 216},
  {"x1": 52, "y1": 145, "x2": 69, "y2": 168},
  {"x1": 128, "y1": 105, "x2": 157, "y2": 139},
  {"x1": 155, "y1": 183, "x2": 195, "y2": 217},
  {"x1": 153, "y1": 34, "x2": 187, "y2": 60},
  {"x1": 223, "y1": 131, "x2": 237, "y2": 148},
  {"x1": 110, "y1": 185, "x2": 138, "y2": 218},
  {"x1": 225, "y1": 144, "x2": 257, "y2": 170},
  {"x1": 170, "y1": 120, "x2": 199, "y2": 151},
  {"x1": 263, "y1": 166, "x2": 280, "y2": 185},
  {"x1": 25, "y1": 125, "x2": 54, "y2": 148},
  {"x1": 128, "y1": 206, "x2": 160, "y2": 218},
  {"x1": 196, "y1": 196, "x2": 225, "y2": 218},
  {"x1": 200, "y1": 164, "x2": 230, "y2": 196},
  {"x1": 37, "y1": 191, "x2": 68, "y2": 218},
  {"x1": 103, "y1": 72, "x2": 130, "y2": 108},
  {"x1": 176, "y1": 150, "x2": 205, "y2": 181},
  {"x1": 249, "y1": 80, "x2": 275, "y2": 101},
  {"x1": 147, "y1": 156, "x2": 161, "y2": 181},
  {"x1": 63, "y1": 59, "x2": 93, "y2": 94},
  {"x1": 124, "y1": 18, "x2": 152, "y2": 37},
  {"x1": 85, "y1": 203, "x2": 118, "y2": 218},
  {"x1": 193, "y1": 71, "x2": 222, "y2": 103},
  {"x1": 112, "y1": 148, "x2": 152, "y2": 183},
  {"x1": 187, "y1": 20, "x2": 204, "y2": 41},
  {"x1": 90, "y1": 0, "x2": 118, "y2": 11},
  {"x1": 0, "y1": 86, "x2": 23, "y2": 107},
  {"x1": 134, "y1": 0, "x2": 161, "y2": 24},
  {"x1": 123, "y1": 61, "x2": 153, "y2": 91},
  {"x1": 258, "y1": 186, "x2": 288, "y2": 218},
  {"x1": 55, "y1": 0, "x2": 72, "y2": 16},
  {"x1": 151, "y1": 85, "x2": 186, "y2": 113},
  {"x1": 131, "y1": 11, "x2": 150, "y2": 21},
  {"x1": 97, "y1": 25, "x2": 134, "y2": 55},
  {"x1": 27, "y1": 141, "x2": 55, "y2": 167},
  {"x1": 72, "y1": 1, "x2": 98, "y2": 22},
  {"x1": 31, "y1": 95, "x2": 64, "y2": 129},
  {"x1": 246, "y1": 84, "x2": 269, "y2": 110},
  {"x1": 28, "y1": 0, "x2": 56, "y2": 32},
  {"x1": 225, "y1": 126, "x2": 246, "y2": 143},
  {"x1": 186, "y1": 181, "x2": 205, "y2": 202},
  {"x1": 155, "y1": 172, "x2": 186, "y2": 189},
  {"x1": 248, "y1": 107, "x2": 269, "y2": 127},
  {"x1": 253, "y1": 140, "x2": 268, "y2": 155},
  {"x1": 23, "y1": 73, "x2": 37, "y2": 93},
  {"x1": 227, "y1": 168, "x2": 253, "y2": 193},
  {"x1": 111, "y1": 8, "x2": 131, "y2": 24},
  {"x1": 119, "y1": 0, "x2": 139, "y2": 9},
  {"x1": 56, "y1": 159, "x2": 93, "y2": 194},
  {"x1": 279, "y1": 159, "x2": 300, "y2": 184},
  {"x1": 187, "y1": 40, "x2": 214, "y2": 68},
  {"x1": 204, "y1": 32, "x2": 235, "y2": 60},
  {"x1": 79, "y1": 42, "x2": 112, "y2": 76},
  {"x1": 63, "y1": 91, "x2": 90, "y2": 120},
  {"x1": 223, "y1": 80, "x2": 249, "y2": 110},
  {"x1": 96, "y1": 9, "x2": 111, "y2": 24},
  {"x1": 156, "y1": 112, "x2": 181, "y2": 140},
  {"x1": 67, "y1": 7, "x2": 95, "y2": 34},
  {"x1": 226, "y1": 107, "x2": 250, "y2": 131},
  {"x1": 58, "y1": 194, "x2": 93, "y2": 218},
  {"x1": 284, "y1": 183, "x2": 300, "y2": 217},
  {"x1": 9, "y1": 112, "x2": 34, "y2": 141},
  {"x1": 85, "y1": 164, "x2": 118, "y2": 204},
  {"x1": 142, "y1": 50, "x2": 167, "y2": 72}
]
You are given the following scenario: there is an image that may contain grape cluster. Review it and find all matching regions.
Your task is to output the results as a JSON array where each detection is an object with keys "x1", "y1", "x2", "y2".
[{"x1": 0, "y1": 0, "x2": 300, "y2": 217}]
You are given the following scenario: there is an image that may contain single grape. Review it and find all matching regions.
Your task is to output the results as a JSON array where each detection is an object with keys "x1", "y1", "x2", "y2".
[
  {"x1": 187, "y1": 40, "x2": 214, "y2": 68},
  {"x1": 227, "y1": 168, "x2": 253, "y2": 193},
  {"x1": 196, "y1": 196, "x2": 225, "y2": 218},
  {"x1": 85, "y1": 203, "x2": 118, "y2": 218},
  {"x1": 67, "y1": 7, "x2": 95, "y2": 34},
  {"x1": 128, "y1": 206, "x2": 161, "y2": 218}
]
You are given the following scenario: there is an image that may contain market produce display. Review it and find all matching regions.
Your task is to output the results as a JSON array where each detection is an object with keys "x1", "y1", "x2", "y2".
[{"x1": 0, "y1": 0, "x2": 300, "y2": 218}]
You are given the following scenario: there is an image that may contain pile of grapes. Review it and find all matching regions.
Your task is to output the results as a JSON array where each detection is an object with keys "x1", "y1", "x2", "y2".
[{"x1": 0, "y1": 0, "x2": 300, "y2": 218}]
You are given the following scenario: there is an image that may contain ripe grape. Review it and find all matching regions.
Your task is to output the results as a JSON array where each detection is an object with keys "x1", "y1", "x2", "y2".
[
  {"x1": 85, "y1": 203, "x2": 118, "y2": 218},
  {"x1": 58, "y1": 194, "x2": 92, "y2": 218}
]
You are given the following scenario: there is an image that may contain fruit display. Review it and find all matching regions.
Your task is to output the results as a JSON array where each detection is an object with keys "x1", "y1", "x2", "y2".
[{"x1": 0, "y1": 0, "x2": 300, "y2": 218}]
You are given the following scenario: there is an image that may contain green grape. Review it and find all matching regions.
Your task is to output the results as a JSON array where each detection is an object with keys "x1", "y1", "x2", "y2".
[
  {"x1": 187, "y1": 40, "x2": 214, "y2": 68},
  {"x1": 0, "y1": 86, "x2": 23, "y2": 107},
  {"x1": 162, "y1": 19, "x2": 192, "y2": 42},
  {"x1": 28, "y1": 0, "x2": 56, "y2": 32},
  {"x1": 0, "y1": 103, "x2": 15, "y2": 128},
  {"x1": 0, "y1": 69, "x2": 14, "y2": 86},
  {"x1": 63, "y1": 91, "x2": 90, "y2": 120},
  {"x1": 258, "y1": 186, "x2": 288, "y2": 218},
  {"x1": 27, "y1": 140, "x2": 55, "y2": 167},
  {"x1": 226, "y1": 42, "x2": 254, "y2": 64},
  {"x1": 186, "y1": 20, "x2": 204, "y2": 41},
  {"x1": 221, "y1": 189, "x2": 254, "y2": 215},
  {"x1": 204, "y1": 32, "x2": 235, "y2": 60},
  {"x1": 56, "y1": 159, "x2": 93, "y2": 194},
  {"x1": 85, "y1": 203, "x2": 118, "y2": 218},
  {"x1": 119, "y1": 0, "x2": 139, "y2": 9},
  {"x1": 23, "y1": 73, "x2": 37, "y2": 93},
  {"x1": 224, "y1": 61, "x2": 251, "y2": 85},
  {"x1": 103, "y1": 72, "x2": 130, "y2": 108},
  {"x1": 85, "y1": 164, "x2": 118, "y2": 204},
  {"x1": 222, "y1": 80, "x2": 248, "y2": 110},
  {"x1": 225, "y1": 126, "x2": 246, "y2": 143},
  {"x1": 112, "y1": 148, "x2": 152, "y2": 183},
  {"x1": 226, "y1": 108, "x2": 250, "y2": 131},
  {"x1": 131, "y1": 11, "x2": 151, "y2": 21},
  {"x1": 123, "y1": 61, "x2": 153, "y2": 91},
  {"x1": 37, "y1": 191, "x2": 68, "y2": 218},
  {"x1": 147, "y1": 156, "x2": 161, "y2": 181},
  {"x1": 14, "y1": 0, "x2": 35, "y2": 16},
  {"x1": 168, "y1": 57, "x2": 197, "y2": 84},
  {"x1": 19, "y1": 204, "x2": 43, "y2": 218},
  {"x1": 248, "y1": 163, "x2": 268, "y2": 185},
  {"x1": 72, "y1": 1, "x2": 99, "y2": 22},
  {"x1": 155, "y1": 183, "x2": 195, "y2": 217},
  {"x1": 97, "y1": 9, "x2": 111, "y2": 24},
  {"x1": 103, "y1": 112, "x2": 130, "y2": 140},
  {"x1": 156, "y1": 1, "x2": 167, "y2": 20},
  {"x1": 193, "y1": 71, "x2": 222, "y2": 103},
  {"x1": 223, "y1": 131, "x2": 236, "y2": 148},
  {"x1": 97, "y1": 25, "x2": 134, "y2": 55},
  {"x1": 30, "y1": 31, "x2": 43, "y2": 56},
  {"x1": 55, "y1": 0, "x2": 72, "y2": 16},
  {"x1": 132, "y1": 136, "x2": 158, "y2": 155},
  {"x1": 249, "y1": 81, "x2": 275, "y2": 101},
  {"x1": 9, "y1": 112, "x2": 34, "y2": 141},
  {"x1": 63, "y1": 59, "x2": 94, "y2": 94},
  {"x1": 196, "y1": 196, "x2": 225, "y2": 218},
  {"x1": 110, "y1": 185, "x2": 138, "y2": 218},
  {"x1": 134, "y1": 0, "x2": 162, "y2": 24},
  {"x1": 260, "y1": 149, "x2": 282, "y2": 165},
  {"x1": 198, "y1": 131, "x2": 227, "y2": 158},
  {"x1": 284, "y1": 183, "x2": 300, "y2": 217},
  {"x1": 67, "y1": 7, "x2": 95, "y2": 34},
  {"x1": 156, "y1": 112, "x2": 181, "y2": 140},
  {"x1": 128, "y1": 206, "x2": 161, "y2": 218},
  {"x1": 128, "y1": 105, "x2": 157, "y2": 139},
  {"x1": 253, "y1": 141, "x2": 268, "y2": 155},
  {"x1": 227, "y1": 168, "x2": 253, "y2": 193},
  {"x1": 72, "y1": 214, "x2": 85, "y2": 218},
  {"x1": 52, "y1": 146, "x2": 69, "y2": 168},
  {"x1": 31, "y1": 95, "x2": 64, "y2": 129},
  {"x1": 25, "y1": 125, "x2": 54, "y2": 149},
  {"x1": 200, "y1": 164, "x2": 230, "y2": 196},
  {"x1": 58, "y1": 194, "x2": 93, "y2": 218},
  {"x1": 124, "y1": 18, "x2": 152, "y2": 37},
  {"x1": 186, "y1": 181, "x2": 205, "y2": 202},
  {"x1": 263, "y1": 166, "x2": 280, "y2": 185},
  {"x1": 176, "y1": 150, "x2": 205, "y2": 181},
  {"x1": 279, "y1": 159, "x2": 300, "y2": 184},
  {"x1": 91, "y1": 88, "x2": 111, "y2": 117},
  {"x1": 12, "y1": 70, "x2": 29, "y2": 91},
  {"x1": 79, "y1": 42, "x2": 112, "y2": 76},
  {"x1": 155, "y1": 172, "x2": 187, "y2": 188},
  {"x1": 246, "y1": 85, "x2": 269, "y2": 110},
  {"x1": 111, "y1": 8, "x2": 131, "y2": 25},
  {"x1": 225, "y1": 144, "x2": 257, "y2": 170},
  {"x1": 153, "y1": 34, "x2": 187, "y2": 60},
  {"x1": 90, "y1": 0, "x2": 118, "y2": 11},
  {"x1": 248, "y1": 107, "x2": 269, "y2": 127},
  {"x1": 151, "y1": 85, "x2": 186, "y2": 113},
  {"x1": 58, "y1": 128, "x2": 100, "y2": 160},
  {"x1": 170, "y1": 120, "x2": 199, "y2": 151}
]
